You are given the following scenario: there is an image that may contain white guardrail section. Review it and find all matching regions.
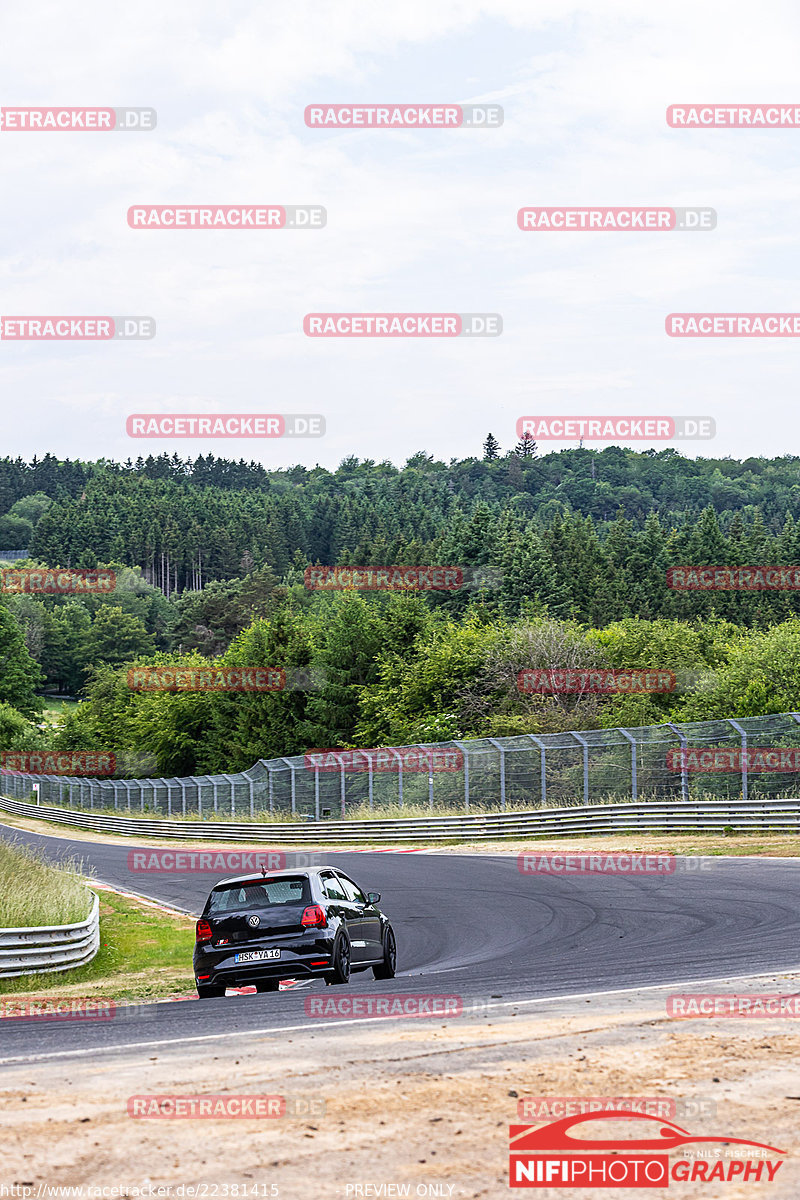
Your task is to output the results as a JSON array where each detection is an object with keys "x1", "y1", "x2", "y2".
[
  {"x1": 0, "y1": 891, "x2": 99, "y2": 978},
  {"x1": 1, "y1": 794, "x2": 799, "y2": 843}
]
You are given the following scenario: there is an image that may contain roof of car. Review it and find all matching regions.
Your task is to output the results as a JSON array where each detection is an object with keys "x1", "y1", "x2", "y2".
[{"x1": 212, "y1": 866, "x2": 339, "y2": 889}]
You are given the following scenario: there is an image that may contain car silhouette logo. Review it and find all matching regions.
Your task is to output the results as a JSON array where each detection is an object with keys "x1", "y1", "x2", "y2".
[
  {"x1": 510, "y1": 1111, "x2": 785, "y2": 1154},
  {"x1": 248, "y1": 915, "x2": 260, "y2": 927}
]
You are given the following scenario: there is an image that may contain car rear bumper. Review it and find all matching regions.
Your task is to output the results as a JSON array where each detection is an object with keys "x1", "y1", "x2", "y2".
[{"x1": 194, "y1": 936, "x2": 334, "y2": 986}]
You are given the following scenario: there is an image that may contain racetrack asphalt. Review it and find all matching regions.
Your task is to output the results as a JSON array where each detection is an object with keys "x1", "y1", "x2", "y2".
[{"x1": 1, "y1": 822, "x2": 799, "y2": 1063}]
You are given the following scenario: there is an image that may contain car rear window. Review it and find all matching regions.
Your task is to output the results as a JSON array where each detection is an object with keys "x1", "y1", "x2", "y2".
[{"x1": 206, "y1": 876, "x2": 311, "y2": 914}]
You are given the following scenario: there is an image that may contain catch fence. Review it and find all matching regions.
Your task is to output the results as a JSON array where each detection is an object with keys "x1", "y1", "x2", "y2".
[{"x1": 3, "y1": 713, "x2": 800, "y2": 820}]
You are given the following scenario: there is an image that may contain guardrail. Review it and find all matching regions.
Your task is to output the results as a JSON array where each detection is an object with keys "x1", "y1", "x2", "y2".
[
  {"x1": 1, "y1": 794, "x2": 798, "y2": 843},
  {"x1": 0, "y1": 891, "x2": 99, "y2": 978}
]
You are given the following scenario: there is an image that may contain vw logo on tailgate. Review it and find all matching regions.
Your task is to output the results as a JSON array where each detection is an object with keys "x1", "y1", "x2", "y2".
[{"x1": 248, "y1": 915, "x2": 260, "y2": 927}]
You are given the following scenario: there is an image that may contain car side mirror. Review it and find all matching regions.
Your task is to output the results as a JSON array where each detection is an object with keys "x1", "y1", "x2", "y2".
[{"x1": 367, "y1": 892, "x2": 381, "y2": 904}]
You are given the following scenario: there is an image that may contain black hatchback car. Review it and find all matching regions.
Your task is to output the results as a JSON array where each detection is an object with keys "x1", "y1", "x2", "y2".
[{"x1": 193, "y1": 866, "x2": 397, "y2": 997}]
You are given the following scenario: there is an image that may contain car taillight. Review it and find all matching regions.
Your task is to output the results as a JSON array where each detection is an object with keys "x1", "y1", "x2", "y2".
[
  {"x1": 196, "y1": 919, "x2": 213, "y2": 943},
  {"x1": 301, "y1": 905, "x2": 327, "y2": 928}
]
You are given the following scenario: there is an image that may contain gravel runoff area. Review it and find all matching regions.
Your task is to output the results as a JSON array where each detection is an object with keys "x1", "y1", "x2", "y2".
[{"x1": 1, "y1": 970, "x2": 799, "y2": 1199}]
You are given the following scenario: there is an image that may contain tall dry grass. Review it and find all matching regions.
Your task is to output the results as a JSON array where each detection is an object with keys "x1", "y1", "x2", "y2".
[{"x1": 0, "y1": 840, "x2": 91, "y2": 927}]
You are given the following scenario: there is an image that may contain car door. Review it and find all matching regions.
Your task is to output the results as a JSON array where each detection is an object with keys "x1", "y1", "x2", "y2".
[
  {"x1": 319, "y1": 870, "x2": 365, "y2": 963},
  {"x1": 336, "y1": 872, "x2": 383, "y2": 962}
]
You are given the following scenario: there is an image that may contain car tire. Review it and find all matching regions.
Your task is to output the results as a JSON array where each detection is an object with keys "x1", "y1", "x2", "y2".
[
  {"x1": 324, "y1": 934, "x2": 351, "y2": 986},
  {"x1": 196, "y1": 984, "x2": 225, "y2": 998},
  {"x1": 373, "y1": 925, "x2": 397, "y2": 979},
  {"x1": 255, "y1": 980, "x2": 280, "y2": 993}
]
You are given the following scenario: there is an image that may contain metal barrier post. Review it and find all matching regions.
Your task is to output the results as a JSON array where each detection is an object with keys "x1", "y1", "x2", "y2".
[
  {"x1": 619, "y1": 728, "x2": 637, "y2": 800},
  {"x1": 452, "y1": 743, "x2": 469, "y2": 812},
  {"x1": 527, "y1": 735, "x2": 547, "y2": 806},
  {"x1": 728, "y1": 719, "x2": 748, "y2": 801},
  {"x1": 488, "y1": 738, "x2": 506, "y2": 811},
  {"x1": 281, "y1": 758, "x2": 296, "y2": 816},
  {"x1": 242, "y1": 772, "x2": 254, "y2": 818},
  {"x1": 192, "y1": 777, "x2": 202, "y2": 817},
  {"x1": 388, "y1": 749, "x2": 403, "y2": 807},
  {"x1": 666, "y1": 723, "x2": 690, "y2": 801},
  {"x1": 572, "y1": 732, "x2": 590, "y2": 804},
  {"x1": 336, "y1": 755, "x2": 346, "y2": 818}
]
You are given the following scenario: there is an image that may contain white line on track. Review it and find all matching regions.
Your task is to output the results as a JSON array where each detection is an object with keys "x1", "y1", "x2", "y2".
[{"x1": 1, "y1": 965, "x2": 799, "y2": 1067}]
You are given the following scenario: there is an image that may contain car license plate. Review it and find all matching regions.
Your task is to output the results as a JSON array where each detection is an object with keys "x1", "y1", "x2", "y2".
[{"x1": 234, "y1": 949, "x2": 281, "y2": 963}]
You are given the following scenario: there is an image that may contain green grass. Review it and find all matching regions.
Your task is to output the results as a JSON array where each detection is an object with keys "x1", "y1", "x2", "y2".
[
  {"x1": 0, "y1": 840, "x2": 92, "y2": 927},
  {"x1": 40, "y1": 696, "x2": 79, "y2": 718},
  {"x1": 0, "y1": 890, "x2": 196, "y2": 1000}
]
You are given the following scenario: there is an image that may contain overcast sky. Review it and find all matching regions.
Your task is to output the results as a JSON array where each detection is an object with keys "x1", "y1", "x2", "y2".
[{"x1": 2, "y1": 0, "x2": 799, "y2": 470}]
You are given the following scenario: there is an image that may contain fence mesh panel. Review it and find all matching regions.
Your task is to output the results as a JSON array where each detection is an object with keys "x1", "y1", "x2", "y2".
[{"x1": 3, "y1": 712, "x2": 800, "y2": 819}]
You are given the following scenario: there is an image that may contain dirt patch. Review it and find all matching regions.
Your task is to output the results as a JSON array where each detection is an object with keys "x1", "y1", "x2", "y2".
[{"x1": 1, "y1": 974, "x2": 798, "y2": 1198}]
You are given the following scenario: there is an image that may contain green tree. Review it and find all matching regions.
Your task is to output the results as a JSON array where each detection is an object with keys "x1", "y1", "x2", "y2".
[
  {"x1": 483, "y1": 433, "x2": 500, "y2": 461},
  {"x1": 82, "y1": 606, "x2": 156, "y2": 670},
  {"x1": 0, "y1": 601, "x2": 43, "y2": 718},
  {"x1": 303, "y1": 594, "x2": 385, "y2": 747}
]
